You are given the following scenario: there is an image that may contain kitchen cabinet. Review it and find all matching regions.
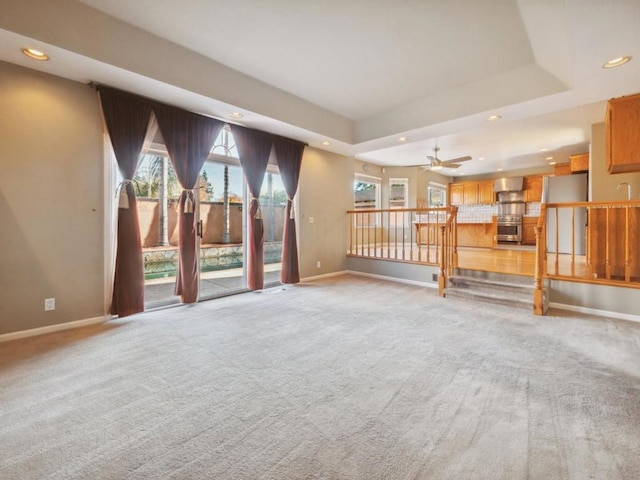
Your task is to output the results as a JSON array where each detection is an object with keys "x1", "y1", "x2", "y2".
[
  {"x1": 463, "y1": 183, "x2": 479, "y2": 205},
  {"x1": 554, "y1": 163, "x2": 572, "y2": 176},
  {"x1": 478, "y1": 180, "x2": 495, "y2": 204},
  {"x1": 416, "y1": 223, "x2": 439, "y2": 245},
  {"x1": 522, "y1": 217, "x2": 539, "y2": 245},
  {"x1": 450, "y1": 183, "x2": 464, "y2": 205},
  {"x1": 449, "y1": 180, "x2": 495, "y2": 205},
  {"x1": 570, "y1": 153, "x2": 589, "y2": 173},
  {"x1": 456, "y1": 223, "x2": 494, "y2": 248},
  {"x1": 523, "y1": 175, "x2": 543, "y2": 202},
  {"x1": 606, "y1": 92, "x2": 640, "y2": 173}
]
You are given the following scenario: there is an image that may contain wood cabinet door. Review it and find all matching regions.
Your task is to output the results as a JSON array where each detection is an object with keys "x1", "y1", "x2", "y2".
[
  {"x1": 553, "y1": 163, "x2": 572, "y2": 176},
  {"x1": 570, "y1": 153, "x2": 589, "y2": 173},
  {"x1": 607, "y1": 93, "x2": 640, "y2": 174},
  {"x1": 522, "y1": 217, "x2": 539, "y2": 245},
  {"x1": 463, "y1": 183, "x2": 479, "y2": 205},
  {"x1": 449, "y1": 183, "x2": 464, "y2": 205},
  {"x1": 524, "y1": 176, "x2": 543, "y2": 202},
  {"x1": 478, "y1": 181, "x2": 495, "y2": 204}
]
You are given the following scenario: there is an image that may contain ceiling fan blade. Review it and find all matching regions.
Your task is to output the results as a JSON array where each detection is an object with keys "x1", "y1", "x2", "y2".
[
  {"x1": 441, "y1": 163, "x2": 462, "y2": 169},
  {"x1": 404, "y1": 163, "x2": 432, "y2": 168},
  {"x1": 442, "y1": 155, "x2": 472, "y2": 163}
]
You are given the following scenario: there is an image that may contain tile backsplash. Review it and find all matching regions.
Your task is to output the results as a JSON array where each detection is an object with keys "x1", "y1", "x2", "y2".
[
  {"x1": 525, "y1": 202, "x2": 541, "y2": 216},
  {"x1": 456, "y1": 204, "x2": 496, "y2": 223},
  {"x1": 455, "y1": 202, "x2": 542, "y2": 223}
]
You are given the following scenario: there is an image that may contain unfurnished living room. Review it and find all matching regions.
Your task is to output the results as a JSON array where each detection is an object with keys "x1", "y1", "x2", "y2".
[{"x1": 2, "y1": 1, "x2": 640, "y2": 479}]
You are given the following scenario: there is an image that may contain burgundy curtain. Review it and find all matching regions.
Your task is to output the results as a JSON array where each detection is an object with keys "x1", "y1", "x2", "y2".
[
  {"x1": 274, "y1": 137, "x2": 306, "y2": 284},
  {"x1": 154, "y1": 105, "x2": 224, "y2": 303},
  {"x1": 230, "y1": 125, "x2": 274, "y2": 290},
  {"x1": 98, "y1": 87, "x2": 152, "y2": 317}
]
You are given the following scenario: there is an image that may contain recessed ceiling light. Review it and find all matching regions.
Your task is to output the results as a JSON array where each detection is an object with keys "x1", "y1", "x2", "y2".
[
  {"x1": 549, "y1": 161, "x2": 557, "y2": 165},
  {"x1": 230, "y1": 112, "x2": 243, "y2": 119},
  {"x1": 321, "y1": 141, "x2": 331, "y2": 146},
  {"x1": 603, "y1": 56, "x2": 632, "y2": 69},
  {"x1": 22, "y1": 48, "x2": 49, "y2": 61},
  {"x1": 478, "y1": 157, "x2": 485, "y2": 161},
  {"x1": 540, "y1": 148, "x2": 548, "y2": 152},
  {"x1": 487, "y1": 114, "x2": 502, "y2": 122},
  {"x1": 546, "y1": 156, "x2": 553, "y2": 160},
  {"x1": 398, "y1": 136, "x2": 406, "y2": 142},
  {"x1": 497, "y1": 168, "x2": 503, "y2": 171}
]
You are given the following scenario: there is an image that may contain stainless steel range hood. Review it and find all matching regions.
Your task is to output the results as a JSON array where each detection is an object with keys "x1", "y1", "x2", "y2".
[{"x1": 494, "y1": 176, "x2": 523, "y2": 192}]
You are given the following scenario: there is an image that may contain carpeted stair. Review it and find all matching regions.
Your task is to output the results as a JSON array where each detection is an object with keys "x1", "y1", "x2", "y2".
[{"x1": 445, "y1": 268, "x2": 537, "y2": 311}]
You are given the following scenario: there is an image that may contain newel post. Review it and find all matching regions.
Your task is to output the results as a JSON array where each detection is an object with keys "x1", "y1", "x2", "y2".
[
  {"x1": 533, "y1": 204, "x2": 548, "y2": 315},
  {"x1": 438, "y1": 224, "x2": 447, "y2": 297}
]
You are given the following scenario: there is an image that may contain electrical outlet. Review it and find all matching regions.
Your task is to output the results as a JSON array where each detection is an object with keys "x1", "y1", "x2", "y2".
[
  {"x1": 309, "y1": 216, "x2": 315, "y2": 224},
  {"x1": 44, "y1": 298, "x2": 55, "y2": 311},
  {"x1": 317, "y1": 261, "x2": 321, "y2": 268}
]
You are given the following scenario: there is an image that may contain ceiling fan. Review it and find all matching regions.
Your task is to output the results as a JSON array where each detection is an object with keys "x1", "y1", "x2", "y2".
[{"x1": 414, "y1": 147, "x2": 472, "y2": 170}]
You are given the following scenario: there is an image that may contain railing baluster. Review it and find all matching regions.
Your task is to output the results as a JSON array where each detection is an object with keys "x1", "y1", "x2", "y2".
[
  {"x1": 388, "y1": 210, "x2": 391, "y2": 259},
  {"x1": 571, "y1": 207, "x2": 576, "y2": 277},
  {"x1": 409, "y1": 209, "x2": 414, "y2": 262},
  {"x1": 367, "y1": 212, "x2": 371, "y2": 257},
  {"x1": 555, "y1": 207, "x2": 560, "y2": 275},
  {"x1": 605, "y1": 208, "x2": 611, "y2": 279},
  {"x1": 625, "y1": 205, "x2": 630, "y2": 282},
  {"x1": 586, "y1": 206, "x2": 593, "y2": 277}
]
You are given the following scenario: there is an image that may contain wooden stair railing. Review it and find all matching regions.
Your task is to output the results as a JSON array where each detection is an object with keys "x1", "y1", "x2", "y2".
[
  {"x1": 533, "y1": 204, "x2": 547, "y2": 315},
  {"x1": 438, "y1": 206, "x2": 458, "y2": 297}
]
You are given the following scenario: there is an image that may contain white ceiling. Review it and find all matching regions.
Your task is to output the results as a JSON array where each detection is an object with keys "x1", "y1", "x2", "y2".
[{"x1": 2, "y1": 0, "x2": 639, "y2": 177}]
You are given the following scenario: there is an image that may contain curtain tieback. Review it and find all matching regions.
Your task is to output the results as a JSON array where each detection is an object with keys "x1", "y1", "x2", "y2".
[
  {"x1": 288, "y1": 196, "x2": 295, "y2": 219},
  {"x1": 252, "y1": 197, "x2": 262, "y2": 219},
  {"x1": 117, "y1": 180, "x2": 133, "y2": 209},
  {"x1": 184, "y1": 190, "x2": 195, "y2": 214}
]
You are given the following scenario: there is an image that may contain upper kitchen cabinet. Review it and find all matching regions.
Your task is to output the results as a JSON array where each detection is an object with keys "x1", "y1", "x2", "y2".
[
  {"x1": 553, "y1": 163, "x2": 572, "y2": 176},
  {"x1": 606, "y1": 92, "x2": 640, "y2": 173},
  {"x1": 523, "y1": 175, "x2": 543, "y2": 202},
  {"x1": 449, "y1": 180, "x2": 495, "y2": 205},
  {"x1": 570, "y1": 153, "x2": 589, "y2": 173},
  {"x1": 478, "y1": 180, "x2": 495, "y2": 205},
  {"x1": 463, "y1": 183, "x2": 479, "y2": 205},
  {"x1": 450, "y1": 183, "x2": 464, "y2": 205}
]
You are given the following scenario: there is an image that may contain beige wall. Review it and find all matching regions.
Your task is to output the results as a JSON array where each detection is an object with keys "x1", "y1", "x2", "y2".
[
  {"x1": 0, "y1": 61, "x2": 106, "y2": 334},
  {"x1": 590, "y1": 122, "x2": 640, "y2": 201},
  {"x1": 298, "y1": 148, "x2": 353, "y2": 278}
]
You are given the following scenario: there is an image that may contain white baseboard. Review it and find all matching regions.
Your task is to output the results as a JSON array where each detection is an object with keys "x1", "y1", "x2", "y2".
[
  {"x1": 549, "y1": 302, "x2": 640, "y2": 324},
  {"x1": 301, "y1": 270, "x2": 349, "y2": 282},
  {"x1": 0, "y1": 315, "x2": 110, "y2": 343},
  {"x1": 346, "y1": 270, "x2": 437, "y2": 289},
  {"x1": 302, "y1": 269, "x2": 437, "y2": 289}
]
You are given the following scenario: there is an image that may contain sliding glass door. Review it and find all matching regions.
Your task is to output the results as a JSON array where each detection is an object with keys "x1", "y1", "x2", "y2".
[
  {"x1": 260, "y1": 169, "x2": 285, "y2": 287},
  {"x1": 197, "y1": 160, "x2": 248, "y2": 299},
  {"x1": 136, "y1": 154, "x2": 183, "y2": 309}
]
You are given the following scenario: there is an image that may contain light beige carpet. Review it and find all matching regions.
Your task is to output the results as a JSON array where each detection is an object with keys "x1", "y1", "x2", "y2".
[{"x1": 1, "y1": 275, "x2": 639, "y2": 479}]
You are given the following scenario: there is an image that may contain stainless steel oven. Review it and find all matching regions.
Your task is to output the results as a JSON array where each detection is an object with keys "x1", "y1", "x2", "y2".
[{"x1": 497, "y1": 214, "x2": 522, "y2": 243}]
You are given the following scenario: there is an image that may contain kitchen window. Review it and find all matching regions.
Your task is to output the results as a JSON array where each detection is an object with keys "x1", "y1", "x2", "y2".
[
  {"x1": 427, "y1": 182, "x2": 447, "y2": 208},
  {"x1": 354, "y1": 173, "x2": 381, "y2": 226}
]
